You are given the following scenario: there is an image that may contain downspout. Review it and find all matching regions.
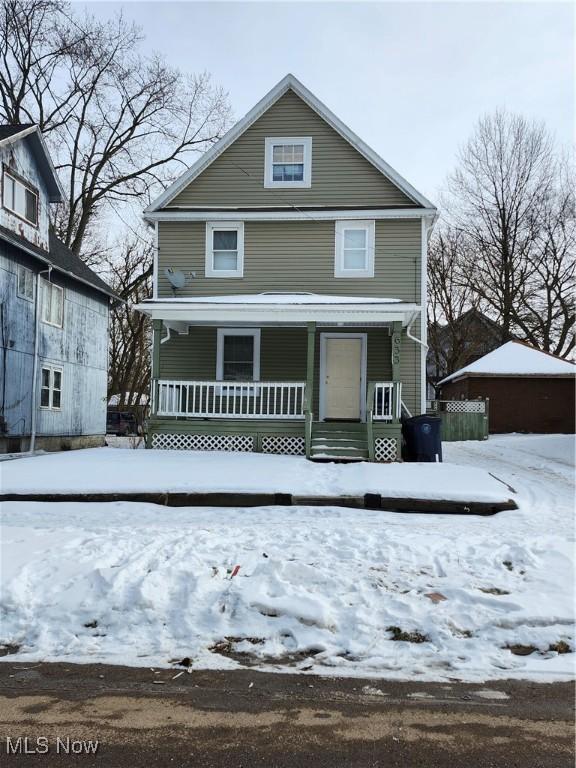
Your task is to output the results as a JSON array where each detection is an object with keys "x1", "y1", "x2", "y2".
[
  {"x1": 404, "y1": 310, "x2": 428, "y2": 417},
  {"x1": 406, "y1": 310, "x2": 428, "y2": 351},
  {"x1": 29, "y1": 266, "x2": 51, "y2": 453}
]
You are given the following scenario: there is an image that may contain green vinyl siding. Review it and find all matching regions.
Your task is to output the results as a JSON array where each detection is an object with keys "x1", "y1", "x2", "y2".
[
  {"x1": 169, "y1": 90, "x2": 417, "y2": 209},
  {"x1": 155, "y1": 326, "x2": 424, "y2": 416},
  {"x1": 157, "y1": 218, "x2": 421, "y2": 301}
]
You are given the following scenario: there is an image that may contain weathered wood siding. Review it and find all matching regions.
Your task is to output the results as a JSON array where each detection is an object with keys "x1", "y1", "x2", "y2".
[
  {"x1": 0, "y1": 242, "x2": 109, "y2": 439},
  {"x1": 0, "y1": 138, "x2": 50, "y2": 251},
  {"x1": 169, "y1": 90, "x2": 417, "y2": 209},
  {"x1": 157, "y1": 218, "x2": 422, "y2": 300}
]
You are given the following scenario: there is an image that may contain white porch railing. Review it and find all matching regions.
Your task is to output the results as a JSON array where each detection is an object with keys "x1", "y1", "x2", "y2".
[
  {"x1": 156, "y1": 380, "x2": 306, "y2": 419},
  {"x1": 372, "y1": 382, "x2": 402, "y2": 421}
]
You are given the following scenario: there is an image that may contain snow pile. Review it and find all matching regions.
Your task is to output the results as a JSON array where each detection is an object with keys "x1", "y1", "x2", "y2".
[
  {"x1": 440, "y1": 341, "x2": 575, "y2": 383},
  {"x1": 0, "y1": 435, "x2": 573, "y2": 682},
  {"x1": 0, "y1": 449, "x2": 512, "y2": 505}
]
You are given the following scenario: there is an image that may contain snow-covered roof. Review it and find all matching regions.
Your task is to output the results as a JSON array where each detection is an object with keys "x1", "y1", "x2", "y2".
[
  {"x1": 439, "y1": 341, "x2": 576, "y2": 385},
  {"x1": 143, "y1": 293, "x2": 402, "y2": 305},
  {"x1": 135, "y1": 293, "x2": 420, "y2": 327}
]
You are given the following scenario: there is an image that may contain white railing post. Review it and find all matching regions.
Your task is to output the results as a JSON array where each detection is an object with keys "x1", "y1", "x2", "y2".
[{"x1": 371, "y1": 382, "x2": 402, "y2": 421}]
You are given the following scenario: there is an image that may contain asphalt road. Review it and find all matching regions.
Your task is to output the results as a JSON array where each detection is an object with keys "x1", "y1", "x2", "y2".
[{"x1": 0, "y1": 662, "x2": 573, "y2": 767}]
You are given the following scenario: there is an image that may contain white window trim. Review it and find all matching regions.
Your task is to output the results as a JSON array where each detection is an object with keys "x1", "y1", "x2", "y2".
[
  {"x1": 264, "y1": 137, "x2": 312, "y2": 189},
  {"x1": 205, "y1": 221, "x2": 244, "y2": 278},
  {"x1": 334, "y1": 219, "x2": 375, "y2": 278},
  {"x1": 40, "y1": 278, "x2": 64, "y2": 328},
  {"x1": 216, "y1": 328, "x2": 261, "y2": 384},
  {"x1": 17, "y1": 264, "x2": 34, "y2": 301},
  {"x1": 39, "y1": 364, "x2": 63, "y2": 411}
]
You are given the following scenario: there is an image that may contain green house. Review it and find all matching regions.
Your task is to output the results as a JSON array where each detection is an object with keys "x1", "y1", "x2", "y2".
[{"x1": 136, "y1": 75, "x2": 437, "y2": 461}]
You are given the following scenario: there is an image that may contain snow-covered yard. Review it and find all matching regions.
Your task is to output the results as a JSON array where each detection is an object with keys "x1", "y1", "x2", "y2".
[{"x1": 0, "y1": 434, "x2": 573, "y2": 682}]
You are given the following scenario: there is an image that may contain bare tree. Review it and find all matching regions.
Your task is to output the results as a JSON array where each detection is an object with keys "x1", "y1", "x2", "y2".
[
  {"x1": 513, "y1": 157, "x2": 575, "y2": 357},
  {"x1": 0, "y1": 0, "x2": 231, "y2": 256},
  {"x1": 104, "y1": 237, "x2": 153, "y2": 408},
  {"x1": 427, "y1": 226, "x2": 482, "y2": 386},
  {"x1": 446, "y1": 110, "x2": 555, "y2": 340},
  {"x1": 443, "y1": 109, "x2": 574, "y2": 357}
]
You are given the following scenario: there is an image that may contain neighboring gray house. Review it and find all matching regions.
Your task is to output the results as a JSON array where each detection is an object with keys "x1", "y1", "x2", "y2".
[
  {"x1": 136, "y1": 75, "x2": 437, "y2": 461},
  {"x1": 0, "y1": 125, "x2": 118, "y2": 453}
]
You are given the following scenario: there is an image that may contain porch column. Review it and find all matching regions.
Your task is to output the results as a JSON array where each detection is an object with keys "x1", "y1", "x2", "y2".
[
  {"x1": 306, "y1": 322, "x2": 316, "y2": 409},
  {"x1": 391, "y1": 321, "x2": 402, "y2": 422},
  {"x1": 151, "y1": 319, "x2": 162, "y2": 417},
  {"x1": 305, "y1": 322, "x2": 316, "y2": 457}
]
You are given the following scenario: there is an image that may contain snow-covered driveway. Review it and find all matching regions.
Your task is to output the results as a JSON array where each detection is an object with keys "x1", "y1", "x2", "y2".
[{"x1": 0, "y1": 435, "x2": 573, "y2": 682}]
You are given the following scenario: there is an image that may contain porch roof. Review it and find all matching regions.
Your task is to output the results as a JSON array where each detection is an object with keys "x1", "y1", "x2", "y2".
[{"x1": 135, "y1": 293, "x2": 421, "y2": 327}]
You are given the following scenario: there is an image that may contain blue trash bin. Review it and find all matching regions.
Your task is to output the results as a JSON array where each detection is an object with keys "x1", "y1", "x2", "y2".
[{"x1": 402, "y1": 415, "x2": 442, "y2": 462}]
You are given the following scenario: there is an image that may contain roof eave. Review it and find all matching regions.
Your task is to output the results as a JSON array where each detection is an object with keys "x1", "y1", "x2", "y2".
[
  {"x1": 0, "y1": 227, "x2": 120, "y2": 302},
  {"x1": 0, "y1": 125, "x2": 64, "y2": 202},
  {"x1": 440, "y1": 371, "x2": 575, "y2": 385},
  {"x1": 134, "y1": 299, "x2": 421, "y2": 326}
]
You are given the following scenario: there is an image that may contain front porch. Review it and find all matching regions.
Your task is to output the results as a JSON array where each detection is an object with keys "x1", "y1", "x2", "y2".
[
  {"x1": 137, "y1": 294, "x2": 423, "y2": 461},
  {"x1": 151, "y1": 379, "x2": 402, "y2": 460}
]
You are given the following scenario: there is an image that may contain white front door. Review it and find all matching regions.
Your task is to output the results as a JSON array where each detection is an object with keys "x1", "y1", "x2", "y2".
[{"x1": 321, "y1": 335, "x2": 366, "y2": 420}]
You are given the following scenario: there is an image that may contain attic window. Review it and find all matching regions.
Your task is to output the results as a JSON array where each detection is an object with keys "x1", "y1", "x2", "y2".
[
  {"x1": 3, "y1": 168, "x2": 38, "y2": 226},
  {"x1": 264, "y1": 137, "x2": 311, "y2": 188}
]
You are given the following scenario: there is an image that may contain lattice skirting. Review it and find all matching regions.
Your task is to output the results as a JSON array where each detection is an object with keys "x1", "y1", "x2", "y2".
[
  {"x1": 151, "y1": 433, "x2": 254, "y2": 452},
  {"x1": 261, "y1": 435, "x2": 305, "y2": 455},
  {"x1": 374, "y1": 437, "x2": 398, "y2": 462},
  {"x1": 444, "y1": 401, "x2": 486, "y2": 413}
]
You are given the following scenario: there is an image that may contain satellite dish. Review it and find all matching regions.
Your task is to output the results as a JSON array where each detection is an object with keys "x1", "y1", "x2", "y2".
[{"x1": 164, "y1": 268, "x2": 186, "y2": 293}]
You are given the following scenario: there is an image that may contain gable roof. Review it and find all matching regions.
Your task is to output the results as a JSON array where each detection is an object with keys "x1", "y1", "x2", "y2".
[
  {"x1": 0, "y1": 124, "x2": 64, "y2": 202},
  {"x1": 430, "y1": 308, "x2": 515, "y2": 343},
  {"x1": 145, "y1": 74, "x2": 436, "y2": 214},
  {"x1": 0, "y1": 224, "x2": 119, "y2": 301},
  {"x1": 439, "y1": 341, "x2": 575, "y2": 384}
]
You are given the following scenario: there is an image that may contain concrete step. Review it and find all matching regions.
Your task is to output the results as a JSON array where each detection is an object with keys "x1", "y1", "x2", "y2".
[
  {"x1": 310, "y1": 446, "x2": 369, "y2": 458},
  {"x1": 312, "y1": 423, "x2": 367, "y2": 433},
  {"x1": 311, "y1": 437, "x2": 366, "y2": 446}
]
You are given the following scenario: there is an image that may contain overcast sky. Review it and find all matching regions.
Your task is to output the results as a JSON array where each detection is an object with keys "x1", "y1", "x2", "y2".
[{"x1": 87, "y1": 1, "x2": 574, "y2": 205}]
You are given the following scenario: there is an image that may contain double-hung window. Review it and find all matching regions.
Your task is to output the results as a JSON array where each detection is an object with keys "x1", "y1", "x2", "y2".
[
  {"x1": 216, "y1": 329, "x2": 261, "y2": 382},
  {"x1": 40, "y1": 278, "x2": 64, "y2": 327},
  {"x1": 334, "y1": 220, "x2": 375, "y2": 278},
  {"x1": 40, "y1": 365, "x2": 62, "y2": 409},
  {"x1": 205, "y1": 222, "x2": 244, "y2": 278},
  {"x1": 3, "y1": 168, "x2": 38, "y2": 225},
  {"x1": 264, "y1": 137, "x2": 312, "y2": 188},
  {"x1": 17, "y1": 264, "x2": 34, "y2": 301}
]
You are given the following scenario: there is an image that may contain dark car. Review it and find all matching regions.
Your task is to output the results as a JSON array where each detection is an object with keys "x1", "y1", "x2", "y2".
[{"x1": 106, "y1": 410, "x2": 138, "y2": 436}]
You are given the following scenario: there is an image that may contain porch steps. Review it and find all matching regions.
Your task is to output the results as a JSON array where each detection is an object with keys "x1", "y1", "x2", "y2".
[{"x1": 310, "y1": 423, "x2": 369, "y2": 462}]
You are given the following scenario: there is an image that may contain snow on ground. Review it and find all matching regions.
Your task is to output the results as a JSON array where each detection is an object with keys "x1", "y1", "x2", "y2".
[
  {"x1": 0, "y1": 448, "x2": 512, "y2": 505},
  {"x1": 0, "y1": 435, "x2": 574, "y2": 682}
]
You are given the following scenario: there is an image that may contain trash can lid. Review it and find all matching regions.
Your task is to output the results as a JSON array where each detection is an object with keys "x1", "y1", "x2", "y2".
[{"x1": 404, "y1": 414, "x2": 441, "y2": 424}]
